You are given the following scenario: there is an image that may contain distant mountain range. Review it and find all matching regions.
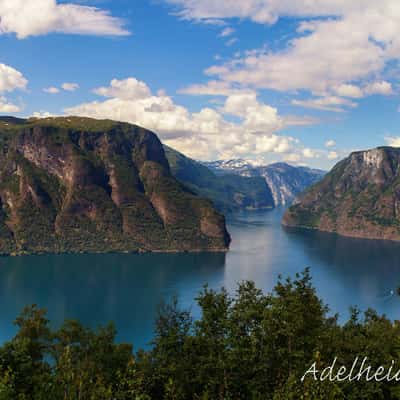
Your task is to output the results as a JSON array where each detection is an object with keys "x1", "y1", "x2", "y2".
[
  {"x1": 203, "y1": 160, "x2": 326, "y2": 206},
  {"x1": 283, "y1": 147, "x2": 400, "y2": 242},
  {"x1": 164, "y1": 147, "x2": 274, "y2": 213}
]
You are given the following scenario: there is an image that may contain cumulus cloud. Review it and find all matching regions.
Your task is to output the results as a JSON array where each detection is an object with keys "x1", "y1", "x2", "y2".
[
  {"x1": 333, "y1": 81, "x2": 394, "y2": 98},
  {"x1": 62, "y1": 82, "x2": 79, "y2": 92},
  {"x1": 0, "y1": 63, "x2": 27, "y2": 114},
  {"x1": 302, "y1": 148, "x2": 317, "y2": 159},
  {"x1": 325, "y1": 140, "x2": 336, "y2": 148},
  {"x1": 290, "y1": 81, "x2": 394, "y2": 112},
  {"x1": 174, "y1": 0, "x2": 400, "y2": 111},
  {"x1": 205, "y1": 24, "x2": 384, "y2": 94},
  {"x1": 65, "y1": 77, "x2": 321, "y2": 163},
  {"x1": 0, "y1": 63, "x2": 27, "y2": 93},
  {"x1": 333, "y1": 84, "x2": 364, "y2": 99},
  {"x1": 31, "y1": 111, "x2": 57, "y2": 119},
  {"x1": 364, "y1": 81, "x2": 394, "y2": 96},
  {"x1": 0, "y1": 96, "x2": 20, "y2": 113},
  {"x1": 327, "y1": 151, "x2": 339, "y2": 160},
  {"x1": 43, "y1": 87, "x2": 60, "y2": 94},
  {"x1": 222, "y1": 92, "x2": 284, "y2": 132},
  {"x1": 93, "y1": 78, "x2": 151, "y2": 100},
  {"x1": 385, "y1": 136, "x2": 400, "y2": 147},
  {"x1": 43, "y1": 82, "x2": 80, "y2": 93},
  {"x1": 0, "y1": 0, "x2": 130, "y2": 39}
]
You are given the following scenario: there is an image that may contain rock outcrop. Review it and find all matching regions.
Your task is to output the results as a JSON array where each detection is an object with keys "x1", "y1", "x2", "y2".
[
  {"x1": 244, "y1": 163, "x2": 325, "y2": 206},
  {"x1": 0, "y1": 116, "x2": 230, "y2": 255},
  {"x1": 283, "y1": 147, "x2": 400, "y2": 241}
]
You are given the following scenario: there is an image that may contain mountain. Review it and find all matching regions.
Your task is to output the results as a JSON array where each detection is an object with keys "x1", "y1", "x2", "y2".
[
  {"x1": 0, "y1": 116, "x2": 230, "y2": 255},
  {"x1": 283, "y1": 147, "x2": 400, "y2": 241},
  {"x1": 203, "y1": 159, "x2": 255, "y2": 174},
  {"x1": 204, "y1": 160, "x2": 325, "y2": 206},
  {"x1": 164, "y1": 146, "x2": 274, "y2": 213}
]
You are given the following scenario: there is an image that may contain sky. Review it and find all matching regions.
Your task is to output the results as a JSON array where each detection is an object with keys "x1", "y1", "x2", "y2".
[{"x1": 2, "y1": 1, "x2": 400, "y2": 169}]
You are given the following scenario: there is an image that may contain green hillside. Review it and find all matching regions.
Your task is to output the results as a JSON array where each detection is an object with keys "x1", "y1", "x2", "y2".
[
  {"x1": 164, "y1": 145, "x2": 274, "y2": 213},
  {"x1": 0, "y1": 116, "x2": 230, "y2": 255}
]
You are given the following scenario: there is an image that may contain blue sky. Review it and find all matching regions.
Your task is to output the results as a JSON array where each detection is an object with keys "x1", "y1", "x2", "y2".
[{"x1": 1, "y1": 0, "x2": 400, "y2": 169}]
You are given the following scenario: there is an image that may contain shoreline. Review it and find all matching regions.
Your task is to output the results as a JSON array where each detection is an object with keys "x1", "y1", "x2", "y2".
[{"x1": 282, "y1": 221, "x2": 400, "y2": 244}]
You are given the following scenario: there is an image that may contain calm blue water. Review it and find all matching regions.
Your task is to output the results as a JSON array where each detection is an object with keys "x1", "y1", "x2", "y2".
[{"x1": 1, "y1": 207, "x2": 400, "y2": 349}]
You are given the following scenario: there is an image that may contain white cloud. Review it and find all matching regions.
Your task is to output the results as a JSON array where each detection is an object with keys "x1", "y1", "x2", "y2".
[
  {"x1": 222, "y1": 92, "x2": 284, "y2": 132},
  {"x1": 0, "y1": 63, "x2": 27, "y2": 93},
  {"x1": 0, "y1": 96, "x2": 20, "y2": 113},
  {"x1": 364, "y1": 81, "x2": 394, "y2": 95},
  {"x1": 302, "y1": 148, "x2": 317, "y2": 158},
  {"x1": 43, "y1": 82, "x2": 80, "y2": 93},
  {"x1": 333, "y1": 81, "x2": 394, "y2": 98},
  {"x1": 0, "y1": 0, "x2": 129, "y2": 39},
  {"x1": 177, "y1": 0, "x2": 400, "y2": 109},
  {"x1": 179, "y1": 80, "x2": 275, "y2": 98},
  {"x1": 0, "y1": 63, "x2": 27, "y2": 114},
  {"x1": 333, "y1": 84, "x2": 363, "y2": 98},
  {"x1": 325, "y1": 140, "x2": 336, "y2": 148},
  {"x1": 223, "y1": 92, "x2": 263, "y2": 116},
  {"x1": 291, "y1": 96, "x2": 357, "y2": 113},
  {"x1": 179, "y1": 80, "x2": 247, "y2": 96},
  {"x1": 164, "y1": 0, "x2": 369, "y2": 24},
  {"x1": 43, "y1": 87, "x2": 60, "y2": 94},
  {"x1": 219, "y1": 27, "x2": 234, "y2": 37},
  {"x1": 205, "y1": 22, "x2": 384, "y2": 94},
  {"x1": 31, "y1": 111, "x2": 57, "y2": 119},
  {"x1": 62, "y1": 82, "x2": 79, "y2": 92},
  {"x1": 65, "y1": 76, "x2": 321, "y2": 163},
  {"x1": 225, "y1": 37, "x2": 237, "y2": 46},
  {"x1": 93, "y1": 78, "x2": 151, "y2": 100},
  {"x1": 385, "y1": 136, "x2": 400, "y2": 147},
  {"x1": 327, "y1": 151, "x2": 339, "y2": 159}
]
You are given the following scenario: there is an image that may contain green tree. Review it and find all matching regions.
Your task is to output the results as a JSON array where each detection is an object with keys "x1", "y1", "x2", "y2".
[{"x1": 1, "y1": 270, "x2": 400, "y2": 399}]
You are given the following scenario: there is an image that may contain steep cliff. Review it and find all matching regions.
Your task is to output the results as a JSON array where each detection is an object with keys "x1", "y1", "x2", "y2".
[
  {"x1": 283, "y1": 147, "x2": 400, "y2": 241},
  {"x1": 243, "y1": 163, "x2": 325, "y2": 206},
  {"x1": 204, "y1": 160, "x2": 325, "y2": 206},
  {"x1": 0, "y1": 116, "x2": 230, "y2": 255},
  {"x1": 165, "y1": 146, "x2": 274, "y2": 212}
]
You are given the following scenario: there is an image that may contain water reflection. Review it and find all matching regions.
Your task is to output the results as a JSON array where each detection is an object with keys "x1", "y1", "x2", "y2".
[
  {"x1": 1, "y1": 208, "x2": 400, "y2": 348},
  {"x1": 283, "y1": 227, "x2": 400, "y2": 320},
  {"x1": 0, "y1": 252, "x2": 226, "y2": 348}
]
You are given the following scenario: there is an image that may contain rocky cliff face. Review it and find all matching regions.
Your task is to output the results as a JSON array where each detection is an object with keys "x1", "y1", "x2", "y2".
[
  {"x1": 0, "y1": 116, "x2": 230, "y2": 255},
  {"x1": 204, "y1": 160, "x2": 325, "y2": 206},
  {"x1": 242, "y1": 163, "x2": 325, "y2": 206},
  {"x1": 283, "y1": 147, "x2": 400, "y2": 241}
]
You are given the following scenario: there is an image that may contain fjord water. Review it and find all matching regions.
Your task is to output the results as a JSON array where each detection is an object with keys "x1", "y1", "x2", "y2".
[{"x1": 1, "y1": 207, "x2": 400, "y2": 349}]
